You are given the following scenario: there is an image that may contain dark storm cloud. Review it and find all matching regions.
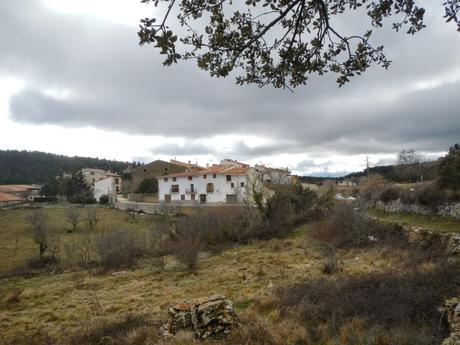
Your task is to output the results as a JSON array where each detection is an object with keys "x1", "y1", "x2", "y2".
[{"x1": 2, "y1": 0, "x2": 460, "y2": 158}]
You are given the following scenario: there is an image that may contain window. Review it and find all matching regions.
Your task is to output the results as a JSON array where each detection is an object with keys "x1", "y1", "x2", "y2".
[
  {"x1": 226, "y1": 175, "x2": 231, "y2": 182},
  {"x1": 173, "y1": 177, "x2": 176, "y2": 182},
  {"x1": 191, "y1": 194, "x2": 195, "y2": 201},
  {"x1": 240, "y1": 182, "x2": 245, "y2": 187},
  {"x1": 115, "y1": 178, "x2": 119, "y2": 184},
  {"x1": 188, "y1": 176, "x2": 193, "y2": 181},
  {"x1": 203, "y1": 174, "x2": 207, "y2": 179},
  {"x1": 116, "y1": 186, "x2": 119, "y2": 192},
  {"x1": 181, "y1": 194, "x2": 185, "y2": 200},
  {"x1": 171, "y1": 184, "x2": 179, "y2": 193},
  {"x1": 231, "y1": 182, "x2": 235, "y2": 188},
  {"x1": 213, "y1": 174, "x2": 217, "y2": 178},
  {"x1": 206, "y1": 183, "x2": 214, "y2": 193},
  {"x1": 90, "y1": 172, "x2": 95, "y2": 175},
  {"x1": 165, "y1": 167, "x2": 168, "y2": 171},
  {"x1": 144, "y1": 168, "x2": 147, "y2": 172},
  {"x1": 164, "y1": 177, "x2": 168, "y2": 182}
]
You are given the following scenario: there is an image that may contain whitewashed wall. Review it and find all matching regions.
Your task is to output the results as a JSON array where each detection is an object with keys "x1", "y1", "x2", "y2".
[
  {"x1": 158, "y1": 173, "x2": 248, "y2": 203},
  {"x1": 94, "y1": 177, "x2": 116, "y2": 201}
]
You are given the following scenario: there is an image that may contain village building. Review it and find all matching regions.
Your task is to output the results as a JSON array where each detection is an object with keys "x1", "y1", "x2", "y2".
[
  {"x1": 81, "y1": 168, "x2": 121, "y2": 190},
  {"x1": 337, "y1": 179, "x2": 357, "y2": 187},
  {"x1": 0, "y1": 184, "x2": 41, "y2": 201},
  {"x1": 125, "y1": 159, "x2": 200, "y2": 193},
  {"x1": 94, "y1": 176, "x2": 119, "y2": 203},
  {"x1": 0, "y1": 192, "x2": 23, "y2": 207},
  {"x1": 158, "y1": 165, "x2": 251, "y2": 204}
]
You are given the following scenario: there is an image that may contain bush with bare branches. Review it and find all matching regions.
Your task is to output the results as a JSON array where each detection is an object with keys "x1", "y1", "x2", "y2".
[{"x1": 65, "y1": 207, "x2": 80, "y2": 232}]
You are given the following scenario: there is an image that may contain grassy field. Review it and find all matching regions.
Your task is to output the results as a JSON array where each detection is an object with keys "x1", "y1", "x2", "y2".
[
  {"x1": 0, "y1": 206, "x2": 158, "y2": 273},
  {"x1": 369, "y1": 209, "x2": 460, "y2": 233},
  {"x1": 0, "y1": 206, "x2": 399, "y2": 343},
  {"x1": 0, "y1": 205, "x2": 457, "y2": 345}
]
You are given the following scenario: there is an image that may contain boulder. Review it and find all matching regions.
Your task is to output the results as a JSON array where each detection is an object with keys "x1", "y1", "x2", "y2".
[{"x1": 161, "y1": 294, "x2": 239, "y2": 339}]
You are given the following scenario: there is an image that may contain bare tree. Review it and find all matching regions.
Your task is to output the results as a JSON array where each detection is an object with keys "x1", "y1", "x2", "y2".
[
  {"x1": 66, "y1": 207, "x2": 81, "y2": 232},
  {"x1": 85, "y1": 208, "x2": 103, "y2": 230},
  {"x1": 396, "y1": 149, "x2": 424, "y2": 183},
  {"x1": 25, "y1": 209, "x2": 49, "y2": 258}
]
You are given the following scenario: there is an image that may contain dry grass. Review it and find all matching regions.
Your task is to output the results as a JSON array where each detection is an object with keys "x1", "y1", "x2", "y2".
[
  {"x1": 0, "y1": 206, "x2": 455, "y2": 344},
  {"x1": 0, "y1": 207, "x2": 161, "y2": 273}
]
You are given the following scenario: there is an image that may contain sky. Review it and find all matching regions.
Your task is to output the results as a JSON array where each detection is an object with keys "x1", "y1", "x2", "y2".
[{"x1": 0, "y1": 1, "x2": 459, "y2": 177}]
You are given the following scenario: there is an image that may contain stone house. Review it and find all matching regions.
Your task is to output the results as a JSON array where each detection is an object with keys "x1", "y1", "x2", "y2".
[{"x1": 126, "y1": 159, "x2": 199, "y2": 193}]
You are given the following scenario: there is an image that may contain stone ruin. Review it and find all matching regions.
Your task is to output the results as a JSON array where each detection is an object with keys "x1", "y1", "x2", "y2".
[
  {"x1": 441, "y1": 298, "x2": 460, "y2": 345},
  {"x1": 160, "y1": 294, "x2": 239, "y2": 339}
]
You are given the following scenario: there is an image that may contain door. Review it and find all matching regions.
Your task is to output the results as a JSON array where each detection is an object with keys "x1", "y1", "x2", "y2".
[
  {"x1": 164, "y1": 194, "x2": 171, "y2": 203},
  {"x1": 226, "y1": 194, "x2": 237, "y2": 204},
  {"x1": 200, "y1": 194, "x2": 206, "y2": 204}
]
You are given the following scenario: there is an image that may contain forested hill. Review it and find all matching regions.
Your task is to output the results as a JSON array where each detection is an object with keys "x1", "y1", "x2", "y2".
[
  {"x1": 343, "y1": 161, "x2": 439, "y2": 182},
  {"x1": 0, "y1": 150, "x2": 129, "y2": 184}
]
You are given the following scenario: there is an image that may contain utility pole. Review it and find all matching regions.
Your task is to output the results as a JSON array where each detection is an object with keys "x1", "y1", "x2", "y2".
[{"x1": 366, "y1": 156, "x2": 370, "y2": 176}]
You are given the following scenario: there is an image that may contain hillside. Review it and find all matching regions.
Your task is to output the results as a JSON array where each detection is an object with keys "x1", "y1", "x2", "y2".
[
  {"x1": 344, "y1": 160, "x2": 439, "y2": 182},
  {"x1": 0, "y1": 150, "x2": 129, "y2": 185}
]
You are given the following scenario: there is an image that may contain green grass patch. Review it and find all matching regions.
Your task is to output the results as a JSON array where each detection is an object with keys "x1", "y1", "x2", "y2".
[{"x1": 369, "y1": 209, "x2": 460, "y2": 233}]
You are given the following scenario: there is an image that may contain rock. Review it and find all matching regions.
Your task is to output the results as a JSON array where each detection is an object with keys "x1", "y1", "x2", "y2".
[
  {"x1": 160, "y1": 294, "x2": 238, "y2": 339},
  {"x1": 441, "y1": 298, "x2": 460, "y2": 345},
  {"x1": 112, "y1": 271, "x2": 127, "y2": 276}
]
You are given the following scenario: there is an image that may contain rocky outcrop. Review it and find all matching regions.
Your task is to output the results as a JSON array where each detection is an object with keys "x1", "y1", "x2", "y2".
[
  {"x1": 441, "y1": 298, "x2": 460, "y2": 345},
  {"x1": 161, "y1": 294, "x2": 239, "y2": 339}
]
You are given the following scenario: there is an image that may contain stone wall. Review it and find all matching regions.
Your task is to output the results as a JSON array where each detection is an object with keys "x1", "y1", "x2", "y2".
[
  {"x1": 441, "y1": 298, "x2": 460, "y2": 345},
  {"x1": 397, "y1": 224, "x2": 460, "y2": 256},
  {"x1": 376, "y1": 200, "x2": 460, "y2": 219}
]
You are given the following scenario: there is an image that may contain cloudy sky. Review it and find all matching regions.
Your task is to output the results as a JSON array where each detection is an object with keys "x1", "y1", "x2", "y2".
[{"x1": 0, "y1": 1, "x2": 459, "y2": 176}]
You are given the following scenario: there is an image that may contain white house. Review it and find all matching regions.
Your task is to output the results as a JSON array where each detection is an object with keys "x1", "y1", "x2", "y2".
[
  {"x1": 158, "y1": 165, "x2": 251, "y2": 204},
  {"x1": 94, "y1": 176, "x2": 119, "y2": 202},
  {"x1": 81, "y1": 168, "x2": 121, "y2": 190}
]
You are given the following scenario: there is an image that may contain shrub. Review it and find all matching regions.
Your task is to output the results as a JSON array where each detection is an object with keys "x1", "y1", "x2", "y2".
[
  {"x1": 437, "y1": 143, "x2": 460, "y2": 191},
  {"x1": 311, "y1": 205, "x2": 408, "y2": 250},
  {"x1": 173, "y1": 218, "x2": 203, "y2": 273},
  {"x1": 446, "y1": 189, "x2": 460, "y2": 203},
  {"x1": 99, "y1": 194, "x2": 109, "y2": 205},
  {"x1": 311, "y1": 205, "x2": 370, "y2": 249},
  {"x1": 95, "y1": 229, "x2": 144, "y2": 271},
  {"x1": 85, "y1": 208, "x2": 103, "y2": 230},
  {"x1": 416, "y1": 184, "x2": 447, "y2": 209},
  {"x1": 65, "y1": 207, "x2": 80, "y2": 232},
  {"x1": 24, "y1": 209, "x2": 49, "y2": 258},
  {"x1": 136, "y1": 178, "x2": 158, "y2": 193},
  {"x1": 276, "y1": 264, "x2": 460, "y2": 345},
  {"x1": 358, "y1": 174, "x2": 386, "y2": 205},
  {"x1": 64, "y1": 314, "x2": 157, "y2": 345},
  {"x1": 69, "y1": 192, "x2": 96, "y2": 205},
  {"x1": 399, "y1": 188, "x2": 417, "y2": 204},
  {"x1": 379, "y1": 187, "x2": 400, "y2": 203}
]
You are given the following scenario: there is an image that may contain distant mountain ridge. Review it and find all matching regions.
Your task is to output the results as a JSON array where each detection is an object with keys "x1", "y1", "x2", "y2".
[{"x1": 0, "y1": 150, "x2": 129, "y2": 185}]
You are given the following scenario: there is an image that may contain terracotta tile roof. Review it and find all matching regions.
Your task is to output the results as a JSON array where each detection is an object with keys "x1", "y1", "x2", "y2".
[
  {"x1": 0, "y1": 192, "x2": 22, "y2": 202},
  {"x1": 0, "y1": 185, "x2": 39, "y2": 193},
  {"x1": 162, "y1": 165, "x2": 251, "y2": 178}
]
